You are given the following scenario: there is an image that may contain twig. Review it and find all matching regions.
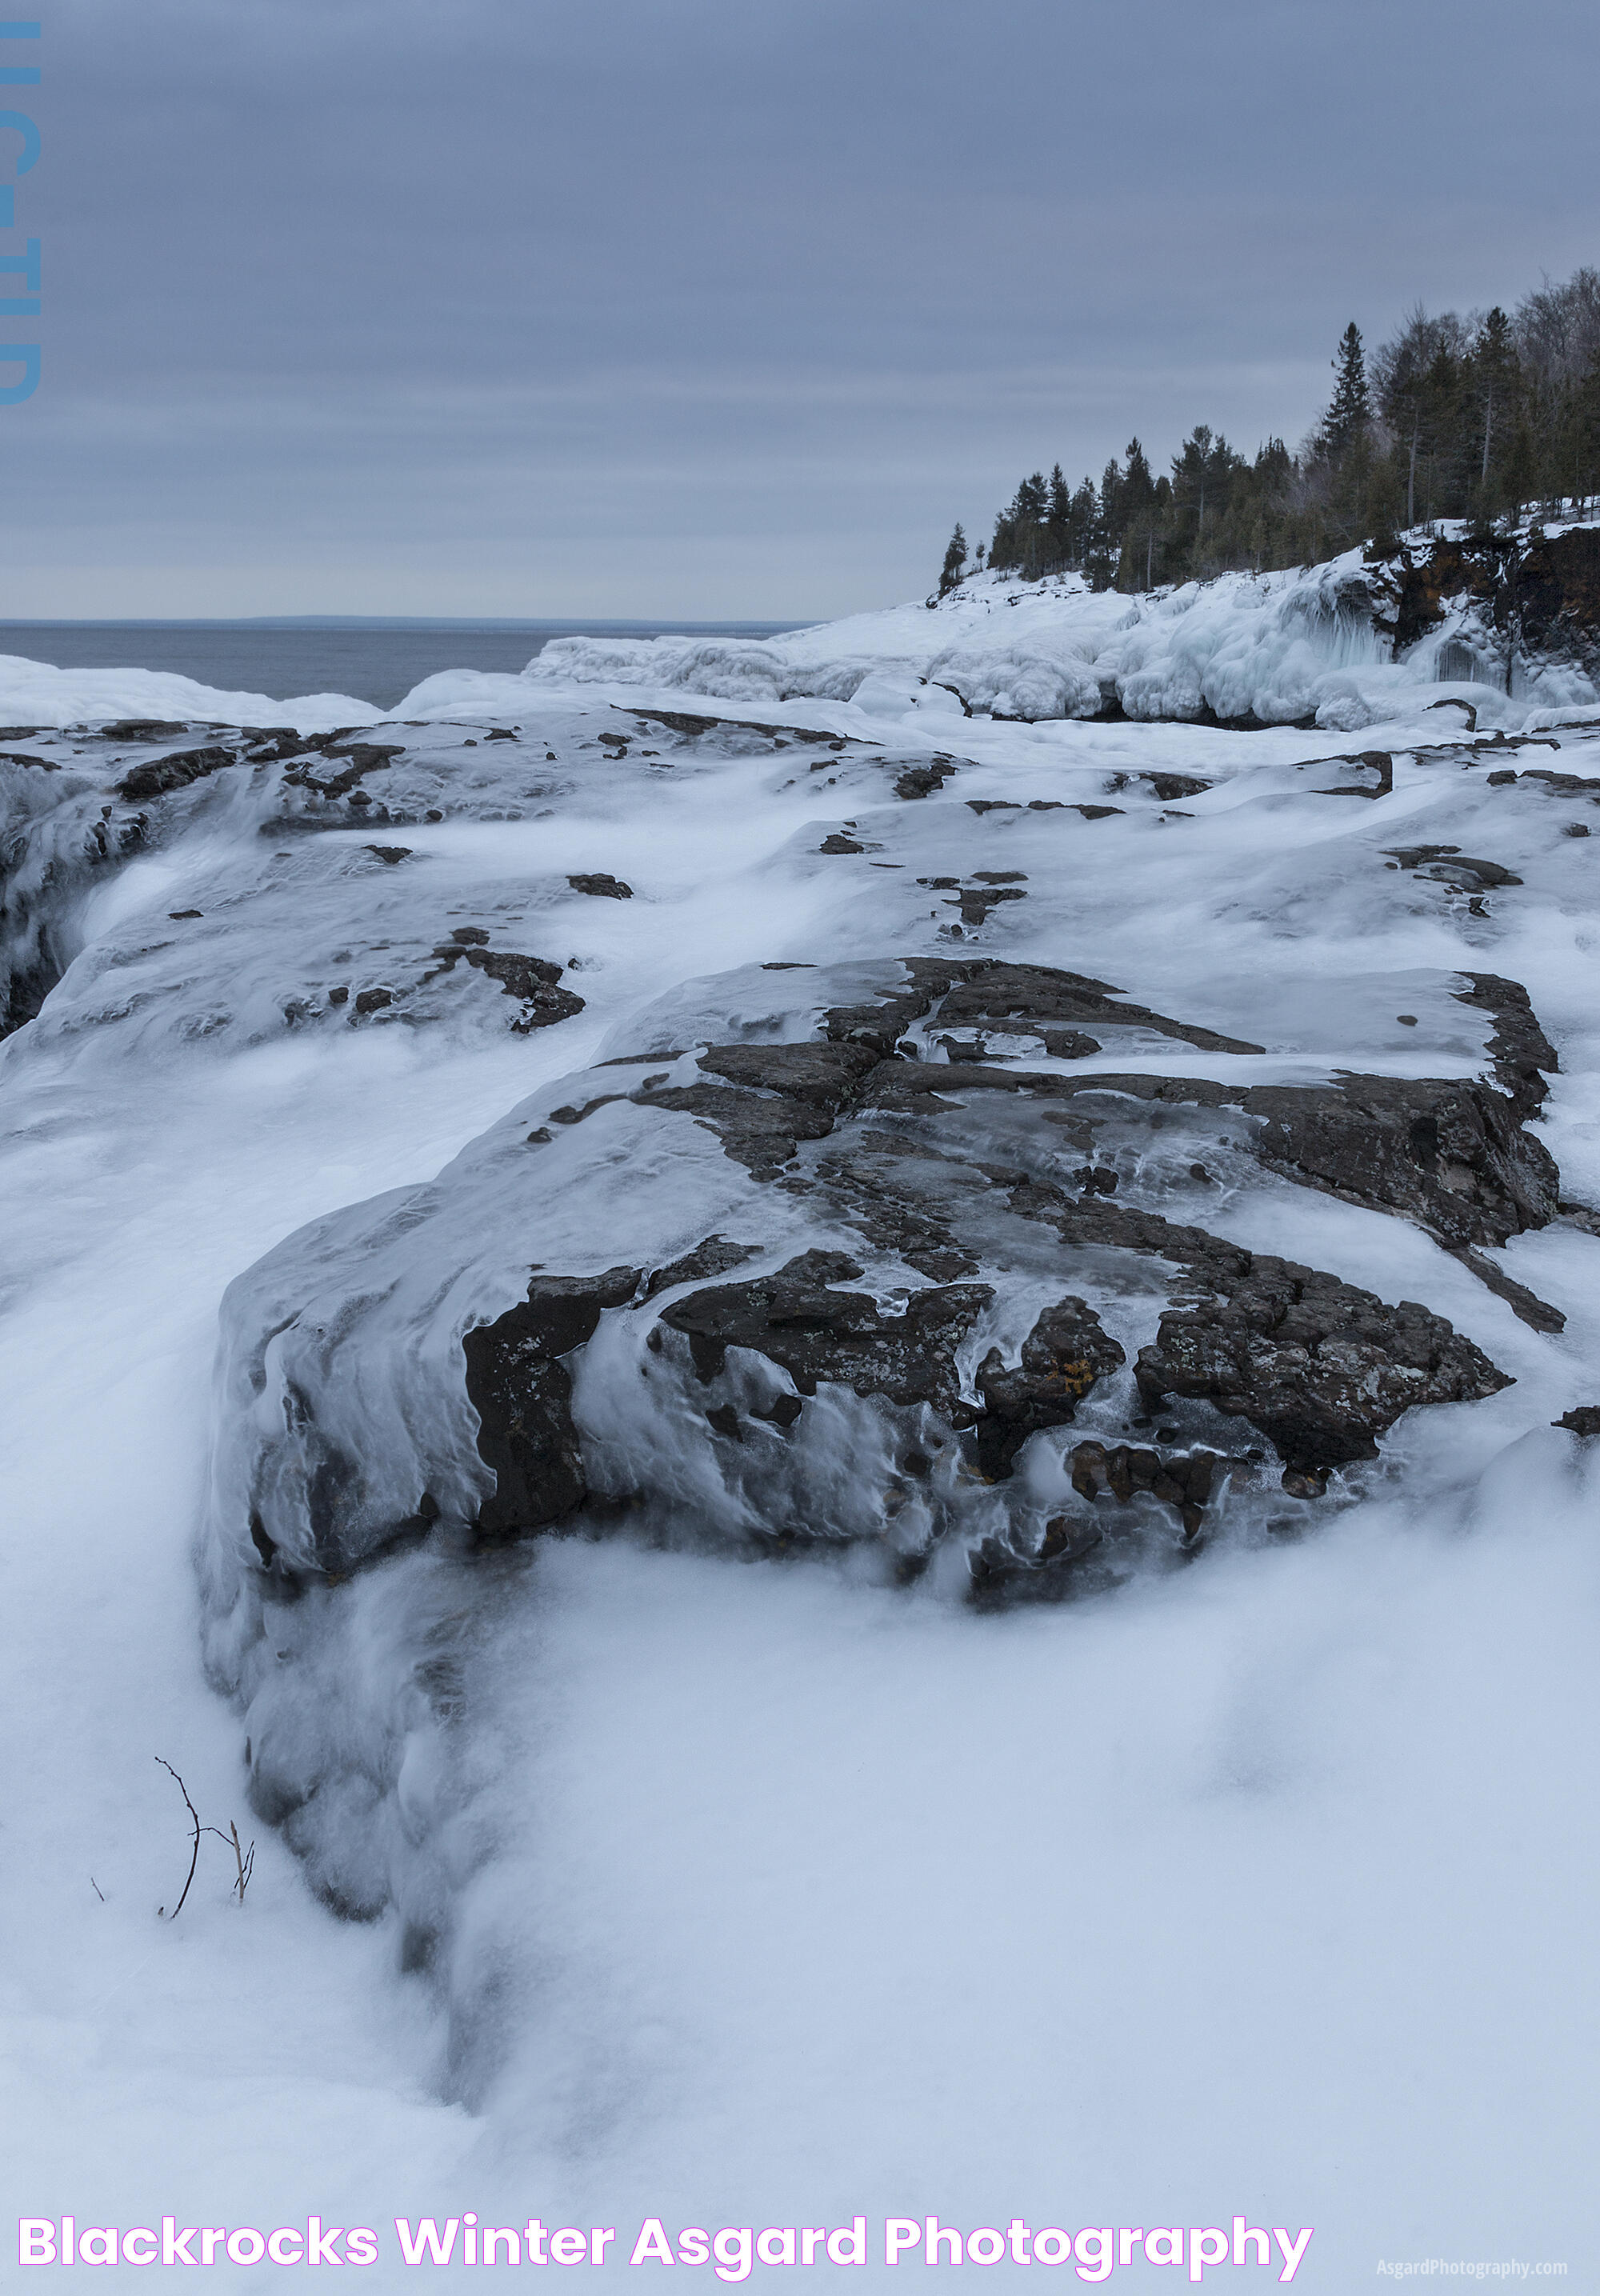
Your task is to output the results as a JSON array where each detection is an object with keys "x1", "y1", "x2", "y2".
[
  {"x1": 156, "y1": 1756, "x2": 256, "y2": 1915},
  {"x1": 90, "y1": 1876, "x2": 105, "y2": 1903},
  {"x1": 155, "y1": 1756, "x2": 203, "y2": 1920},
  {"x1": 226, "y1": 1820, "x2": 256, "y2": 1905}
]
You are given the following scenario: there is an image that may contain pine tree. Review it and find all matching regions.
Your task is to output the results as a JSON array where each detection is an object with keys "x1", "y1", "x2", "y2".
[
  {"x1": 1470, "y1": 307, "x2": 1522, "y2": 514},
  {"x1": 1069, "y1": 477, "x2": 1098, "y2": 568},
  {"x1": 1419, "y1": 341, "x2": 1470, "y2": 520},
  {"x1": 1319, "y1": 322, "x2": 1373, "y2": 460},
  {"x1": 1121, "y1": 438, "x2": 1157, "y2": 523},
  {"x1": 938, "y1": 265, "x2": 1599, "y2": 596},
  {"x1": 1118, "y1": 438, "x2": 1161, "y2": 590},
  {"x1": 938, "y1": 522, "x2": 968, "y2": 598},
  {"x1": 1046, "y1": 464, "x2": 1072, "y2": 571},
  {"x1": 1373, "y1": 307, "x2": 1462, "y2": 528}
]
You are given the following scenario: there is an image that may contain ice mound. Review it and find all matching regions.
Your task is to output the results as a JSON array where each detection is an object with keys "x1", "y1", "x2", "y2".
[
  {"x1": 926, "y1": 637, "x2": 1103, "y2": 721},
  {"x1": 526, "y1": 634, "x2": 873, "y2": 706},
  {"x1": 0, "y1": 652, "x2": 378, "y2": 732}
]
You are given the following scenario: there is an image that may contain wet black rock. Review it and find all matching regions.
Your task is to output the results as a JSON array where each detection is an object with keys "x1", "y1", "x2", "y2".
[
  {"x1": 1386, "y1": 846, "x2": 1522, "y2": 890},
  {"x1": 464, "y1": 1267, "x2": 642, "y2": 1534},
  {"x1": 644, "y1": 1234, "x2": 763, "y2": 1298},
  {"x1": 1073, "y1": 1166, "x2": 1118, "y2": 1194},
  {"x1": 1140, "y1": 772, "x2": 1213, "y2": 800},
  {"x1": 1069, "y1": 1438, "x2": 1231, "y2": 1534},
  {"x1": 624, "y1": 706, "x2": 864, "y2": 749},
  {"x1": 1553, "y1": 1405, "x2": 1600, "y2": 1437},
  {"x1": 970, "y1": 1298, "x2": 1126, "y2": 1478},
  {"x1": 117, "y1": 745, "x2": 237, "y2": 802},
  {"x1": 894, "y1": 759, "x2": 958, "y2": 800},
  {"x1": 567, "y1": 872, "x2": 634, "y2": 899},
  {"x1": 648, "y1": 1038, "x2": 882, "y2": 1172},
  {"x1": 1134, "y1": 1260, "x2": 1509, "y2": 1472},
  {"x1": 1518, "y1": 766, "x2": 1600, "y2": 799},
  {"x1": 1247, "y1": 1073, "x2": 1558, "y2": 1250},
  {"x1": 285, "y1": 744, "x2": 402, "y2": 801},
  {"x1": 213, "y1": 953, "x2": 1531, "y2": 1620},
  {"x1": 934, "y1": 962, "x2": 1264, "y2": 1055},
  {"x1": 952, "y1": 885, "x2": 1027, "y2": 926},
  {"x1": 1451, "y1": 973, "x2": 1558, "y2": 1118},
  {"x1": 1314, "y1": 750, "x2": 1393, "y2": 798},
  {"x1": 428, "y1": 942, "x2": 586, "y2": 1032},
  {"x1": 659, "y1": 1250, "x2": 993, "y2": 1416},
  {"x1": 998, "y1": 1182, "x2": 1508, "y2": 1471}
]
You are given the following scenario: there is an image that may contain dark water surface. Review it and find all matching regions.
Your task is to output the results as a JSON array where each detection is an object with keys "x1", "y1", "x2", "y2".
[{"x1": 0, "y1": 619, "x2": 807, "y2": 714}]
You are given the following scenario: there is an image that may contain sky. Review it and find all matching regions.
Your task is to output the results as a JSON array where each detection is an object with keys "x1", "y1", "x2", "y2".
[{"x1": 2, "y1": 0, "x2": 1598, "y2": 621}]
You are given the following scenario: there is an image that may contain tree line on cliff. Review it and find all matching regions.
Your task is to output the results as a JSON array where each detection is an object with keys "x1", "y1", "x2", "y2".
[{"x1": 936, "y1": 266, "x2": 1600, "y2": 598}]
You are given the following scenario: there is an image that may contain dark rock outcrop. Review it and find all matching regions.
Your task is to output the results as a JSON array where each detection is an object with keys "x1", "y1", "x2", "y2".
[
  {"x1": 286, "y1": 743, "x2": 403, "y2": 801},
  {"x1": 644, "y1": 1235, "x2": 763, "y2": 1298},
  {"x1": 464, "y1": 1267, "x2": 641, "y2": 1534},
  {"x1": 894, "y1": 758, "x2": 958, "y2": 800},
  {"x1": 210, "y1": 953, "x2": 1533, "y2": 1622},
  {"x1": 998, "y1": 1182, "x2": 1507, "y2": 1470},
  {"x1": 970, "y1": 1298, "x2": 1126, "y2": 1478},
  {"x1": 1452, "y1": 972, "x2": 1558, "y2": 1118},
  {"x1": 567, "y1": 872, "x2": 634, "y2": 898},
  {"x1": 117, "y1": 745, "x2": 236, "y2": 802},
  {"x1": 658, "y1": 1250, "x2": 993, "y2": 1416},
  {"x1": 933, "y1": 962, "x2": 1264, "y2": 1054},
  {"x1": 427, "y1": 941, "x2": 586, "y2": 1031},
  {"x1": 1247, "y1": 1074, "x2": 1559, "y2": 1250},
  {"x1": 1386, "y1": 525, "x2": 1600, "y2": 680},
  {"x1": 1133, "y1": 1259, "x2": 1510, "y2": 1473}
]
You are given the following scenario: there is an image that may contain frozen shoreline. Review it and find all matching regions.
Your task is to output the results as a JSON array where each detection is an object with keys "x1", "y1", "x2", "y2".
[{"x1": 2, "y1": 597, "x2": 1598, "y2": 2286}]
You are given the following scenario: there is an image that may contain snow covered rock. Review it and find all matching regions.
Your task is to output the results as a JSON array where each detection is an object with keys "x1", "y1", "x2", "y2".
[{"x1": 7, "y1": 642, "x2": 1600, "y2": 2122}]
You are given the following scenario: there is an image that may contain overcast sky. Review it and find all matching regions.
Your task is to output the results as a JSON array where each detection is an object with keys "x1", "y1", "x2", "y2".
[{"x1": 3, "y1": 0, "x2": 1597, "y2": 619}]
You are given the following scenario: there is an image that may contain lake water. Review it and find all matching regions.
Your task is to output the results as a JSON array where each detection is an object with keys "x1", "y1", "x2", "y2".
[{"x1": 0, "y1": 620, "x2": 807, "y2": 713}]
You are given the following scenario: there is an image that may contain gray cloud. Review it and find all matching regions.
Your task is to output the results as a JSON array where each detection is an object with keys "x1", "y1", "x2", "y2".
[{"x1": 4, "y1": 0, "x2": 1597, "y2": 614}]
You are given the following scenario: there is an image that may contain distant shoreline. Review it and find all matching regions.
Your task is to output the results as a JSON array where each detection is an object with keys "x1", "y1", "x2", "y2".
[
  {"x1": 0, "y1": 618, "x2": 817, "y2": 711},
  {"x1": 0, "y1": 616, "x2": 810, "y2": 632}
]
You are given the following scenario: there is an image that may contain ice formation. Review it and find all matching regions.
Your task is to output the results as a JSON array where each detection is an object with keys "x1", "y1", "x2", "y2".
[
  {"x1": 516, "y1": 522, "x2": 1600, "y2": 732},
  {"x1": 4, "y1": 552, "x2": 1600, "y2": 2279}
]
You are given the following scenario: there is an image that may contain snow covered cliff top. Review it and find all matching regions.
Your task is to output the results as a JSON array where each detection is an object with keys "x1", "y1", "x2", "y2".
[{"x1": 6, "y1": 528, "x2": 1595, "y2": 740}]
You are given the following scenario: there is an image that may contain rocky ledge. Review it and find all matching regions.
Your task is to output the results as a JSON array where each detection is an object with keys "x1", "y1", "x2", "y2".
[{"x1": 206, "y1": 950, "x2": 1546, "y2": 1677}]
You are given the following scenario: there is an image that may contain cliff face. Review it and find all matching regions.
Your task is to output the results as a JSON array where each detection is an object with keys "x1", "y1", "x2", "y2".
[{"x1": 1384, "y1": 526, "x2": 1600, "y2": 690}]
